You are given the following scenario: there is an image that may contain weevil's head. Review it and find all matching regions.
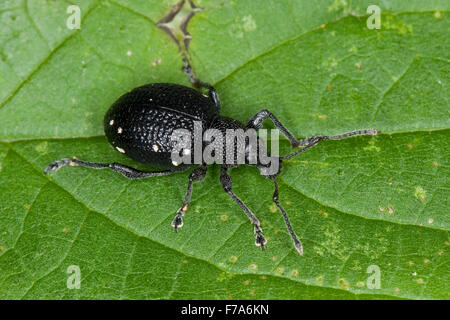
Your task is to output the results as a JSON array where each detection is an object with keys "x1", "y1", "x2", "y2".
[
  {"x1": 257, "y1": 156, "x2": 282, "y2": 177},
  {"x1": 241, "y1": 134, "x2": 281, "y2": 176},
  {"x1": 241, "y1": 134, "x2": 282, "y2": 176}
]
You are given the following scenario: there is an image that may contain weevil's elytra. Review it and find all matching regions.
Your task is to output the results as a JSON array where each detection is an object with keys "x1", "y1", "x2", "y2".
[
  {"x1": 104, "y1": 83, "x2": 218, "y2": 171},
  {"x1": 44, "y1": 57, "x2": 379, "y2": 255}
]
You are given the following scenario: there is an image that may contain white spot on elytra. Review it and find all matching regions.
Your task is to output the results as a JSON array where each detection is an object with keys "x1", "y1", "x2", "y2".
[
  {"x1": 116, "y1": 147, "x2": 125, "y2": 153},
  {"x1": 152, "y1": 144, "x2": 159, "y2": 152},
  {"x1": 109, "y1": 119, "x2": 114, "y2": 126},
  {"x1": 183, "y1": 148, "x2": 191, "y2": 155},
  {"x1": 172, "y1": 160, "x2": 180, "y2": 166},
  {"x1": 118, "y1": 127, "x2": 123, "y2": 134}
]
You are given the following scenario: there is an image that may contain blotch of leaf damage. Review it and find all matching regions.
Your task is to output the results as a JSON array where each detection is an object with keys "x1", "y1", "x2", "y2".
[
  {"x1": 414, "y1": 186, "x2": 426, "y2": 203},
  {"x1": 248, "y1": 263, "x2": 258, "y2": 271},
  {"x1": 315, "y1": 275, "x2": 324, "y2": 284},
  {"x1": 156, "y1": 0, "x2": 202, "y2": 53},
  {"x1": 35, "y1": 141, "x2": 49, "y2": 155},
  {"x1": 269, "y1": 203, "x2": 277, "y2": 213},
  {"x1": 363, "y1": 138, "x2": 380, "y2": 152},
  {"x1": 275, "y1": 267, "x2": 284, "y2": 275},
  {"x1": 337, "y1": 277, "x2": 350, "y2": 290}
]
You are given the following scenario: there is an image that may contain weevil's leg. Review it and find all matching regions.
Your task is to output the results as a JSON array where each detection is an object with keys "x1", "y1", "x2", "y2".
[
  {"x1": 246, "y1": 109, "x2": 301, "y2": 147},
  {"x1": 269, "y1": 175, "x2": 303, "y2": 255},
  {"x1": 281, "y1": 129, "x2": 379, "y2": 160},
  {"x1": 220, "y1": 166, "x2": 267, "y2": 250},
  {"x1": 44, "y1": 158, "x2": 174, "y2": 179},
  {"x1": 182, "y1": 56, "x2": 220, "y2": 112},
  {"x1": 171, "y1": 165, "x2": 207, "y2": 232}
]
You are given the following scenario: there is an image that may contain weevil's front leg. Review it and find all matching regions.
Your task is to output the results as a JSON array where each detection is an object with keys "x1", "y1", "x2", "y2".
[
  {"x1": 246, "y1": 109, "x2": 301, "y2": 147},
  {"x1": 281, "y1": 129, "x2": 379, "y2": 160},
  {"x1": 270, "y1": 175, "x2": 303, "y2": 255},
  {"x1": 44, "y1": 158, "x2": 174, "y2": 179},
  {"x1": 220, "y1": 166, "x2": 267, "y2": 250},
  {"x1": 182, "y1": 57, "x2": 220, "y2": 112},
  {"x1": 171, "y1": 165, "x2": 207, "y2": 232},
  {"x1": 298, "y1": 129, "x2": 379, "y2": 145}
]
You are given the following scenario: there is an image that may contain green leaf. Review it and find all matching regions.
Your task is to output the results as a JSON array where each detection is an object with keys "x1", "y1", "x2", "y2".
[{"x1": 0, "y1": 0, "x2": 448, "y2": 300}]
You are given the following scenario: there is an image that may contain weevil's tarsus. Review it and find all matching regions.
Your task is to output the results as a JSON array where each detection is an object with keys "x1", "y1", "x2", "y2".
[
  {"x1": 44, "y1": 157, "x2": 174, "y2": 179},
  {"x1": 171, "y1": 209, "x2": 184, "y2": 233},
  {"x1": 220, "y1": 165, "x2": 266, "y2": 250},
  {"x1": 171, "y1": 165, "x2": 207, "y2": 232},
  {"x1": 254, "y1": 225, "x2": 267, "y2": 250},
  {"x1": 43, "y1": 158, "x2": 75, "y2": 174},
  {"x1": 281, "y1": 129, "x2": 380, "y2": 160}
]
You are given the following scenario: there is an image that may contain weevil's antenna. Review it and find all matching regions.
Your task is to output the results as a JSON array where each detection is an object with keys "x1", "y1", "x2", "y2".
[{"x1": 280, "y1": 129, "x2": 379, "y2": 161}]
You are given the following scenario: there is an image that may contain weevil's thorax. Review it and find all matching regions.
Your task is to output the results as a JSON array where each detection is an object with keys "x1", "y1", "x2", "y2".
[
  {"x1": 205, "y1": 116, "x2": 279, "y2": 172},
  {"x1": 209, "y1": 116, "x2": 246, "y2": 133}
]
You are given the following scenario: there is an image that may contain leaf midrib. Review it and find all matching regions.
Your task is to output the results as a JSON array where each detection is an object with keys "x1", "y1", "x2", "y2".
[{"x1": 2, "y1": 130, "x2": 449, "y2": 232}]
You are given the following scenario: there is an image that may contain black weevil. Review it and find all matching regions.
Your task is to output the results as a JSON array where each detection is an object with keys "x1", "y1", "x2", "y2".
[{"x1": 45, "y1": 58, "x2": 379, "y2": 255}]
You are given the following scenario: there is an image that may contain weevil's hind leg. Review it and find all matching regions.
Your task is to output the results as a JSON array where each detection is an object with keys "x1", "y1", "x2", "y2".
[
  {"x1": 220, "y1": 166, "x2": 267, "y2": 250},
  {"x1": 171, "y1": 165, "x2": 207, "y2": 232},
  {"x1": 44, "y1": 158, "x2": 174, "y2": 179},
  {"x1": 246, "y1": 109, "x2": 301, "y2": 147},
  {"x1": 281, "y1": 129, "x2": 379, "y2": 160},
  {"x1": 182, "y1": 56, "x2": 220, "y2": 112},
  {"x1": 270, "y1": 175, "x2": 303, "y2": 255}
]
